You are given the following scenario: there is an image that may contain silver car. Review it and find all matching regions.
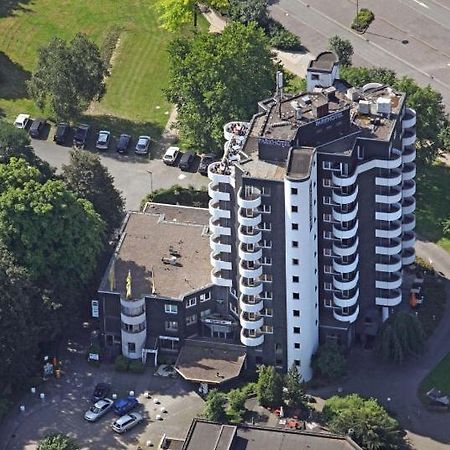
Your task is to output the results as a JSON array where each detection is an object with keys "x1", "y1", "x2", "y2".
[
  {"x1": 112, "y1": 412, "x2": 143, "y2": 433},
  {"x1": 135, "y1": 136, "x2": 151, "y2": 155},
  {"x1": 84, "y1": 398, "x2": 113, "y2": 422}
]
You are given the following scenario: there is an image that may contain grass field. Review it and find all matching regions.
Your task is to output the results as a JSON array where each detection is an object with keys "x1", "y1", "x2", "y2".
[
  {"x1": 0, "y1": 0, "x2": 205, "y2": 137},
  {"x1": 419, "y1": 350, "x2": 450, "y2": 399},
  {"x1": 416, "y1": 161, "x2": 450, "y2": 253}
]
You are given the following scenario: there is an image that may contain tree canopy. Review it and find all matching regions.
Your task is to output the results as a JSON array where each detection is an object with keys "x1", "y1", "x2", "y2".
[
  {"x1": 28, "y1": 33, "x2": 107, "y2": 120},
  {"x1": 166, "y1": 22, "x2": 276, "y2": 153},
  {"x1": 256, "y1": 365, "x2": 283, "y2": 408},
  {"x1": 62, "y1": 150, "x2": 124, "y2": 235},
  {"x1": 38, "y1": 433, "x2": 79, "y2": 450},
  {"x1": 228, "y1": 0, "x2": 268, "y2": 25},
  {"x1": 204, "y1": 389, "x2": 227, "y2": 422},
  {"x1": 312, "y1": 341, "x2": 347, "y2": 379},
  {"x1": 284, "y1": 363, "x2": 306, "y2": 408},
  {"x1": 328, "y1": 35, "x2": 353, "y2": 67}
]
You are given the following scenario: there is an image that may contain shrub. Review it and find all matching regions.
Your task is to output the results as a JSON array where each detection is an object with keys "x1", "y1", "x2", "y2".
[
  {"x1": 266, "y1": 20, "x2": 302, "y2": 51},
  {"x1": 141, "y1": 185, "x2": 209, "y2": 210},
  {"x1": 227, "y1": 388, "x2": 247, "y2": 422},
  {"x1": 114, "y1": 355, "x2": 129, "y2": 372},
  {"x1": 204, "y1": 390, "x2": 227, "y2": 422},
  {"x1": 100, "y1": 25, "x2": 122, "y2": 67},
  {"x1": 129, "y1": 359, "x2": 145, "y2": 374},
  {"x1": 312, "y1": 342, "x2": 347, "y2": 379},
  {"x1": 38, "y1": 433, "x2": 79, "y2": 450},
  {"x1": 351, "y1": 8, "x2": 375, "y2": 32},
  {"x1": 0, "y1": 397, "x2": 11, "y2": 423}
]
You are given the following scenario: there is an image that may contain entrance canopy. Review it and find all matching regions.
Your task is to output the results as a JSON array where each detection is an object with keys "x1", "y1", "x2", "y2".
[{"x1": 174, "y1": 340, "x2": 246, "y2": 384}]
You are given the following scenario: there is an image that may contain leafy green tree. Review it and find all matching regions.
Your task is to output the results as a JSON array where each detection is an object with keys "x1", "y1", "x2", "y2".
[
  {"x1": 166, "y1": 22, "x2": 276, "y2": 153},
  {"x1": 28, "y1": 33, "x2": 107, "y2": 120},
  {"x1": 256, "y1": 365, "x2": 283, "y2": 408},
  {"x1": 227, "y1": 388, "x2": 247, "y2": 421},
  {"x1": 312, "y1": 342, "x2": 347, "y2": 379},
  {"x1": 284, "y1": 363, "x2": 306, "y2": 407},
  {"x1": 62, "y1": 150, "x2": 124, "y2": 235},
  {"x1": 38, "y1": 433, "x2": 79, "y2": 450},
  {"x1": 204, "y1": 389, "x2": 227, "y2": 422},
  {"x1": 328, "y1": 35, "x2": 353, "y2": 67},
  {"x1": 323, "y1": 394, "x2": 404, "y2": 450},
  {"x1": 228, "y1": 0, "x2": 268, "y2": 25},
  {"x1": 340, "y1": 66, "x2": 397, "y2": 87}
]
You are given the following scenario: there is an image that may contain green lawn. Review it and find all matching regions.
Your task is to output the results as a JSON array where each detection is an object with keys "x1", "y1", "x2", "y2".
[
  {"x1": 416, "y1": 161, "x2": 450, "y2": 253},
  {"x1": 0, "y1": 0, "x2": 206, "y2": 137},
  {"x1": 420, "y1": 350, "x2": 450, "y2": 399}
]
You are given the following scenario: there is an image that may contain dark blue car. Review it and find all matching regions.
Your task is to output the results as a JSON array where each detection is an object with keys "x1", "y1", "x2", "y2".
[{"x1": 113, "y1": 396, "x2": 139, "y2": 415}]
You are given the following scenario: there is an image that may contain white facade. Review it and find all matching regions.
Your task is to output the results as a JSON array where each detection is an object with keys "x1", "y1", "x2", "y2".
[{"x1": 120, "y1": 297, "x2": 147, "y2": 359}]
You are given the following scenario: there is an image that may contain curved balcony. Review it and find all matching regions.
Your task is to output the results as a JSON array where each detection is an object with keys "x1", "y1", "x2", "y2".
[
  {"x1": 333, "y1": 271, "x2": 359, "y2": 291},
  {"x1": 208, "y1": 162, "x2": 233, "y2": 184},
  {"x1": 375, "y1": 238, "x2": 402, "y2": 256},
  {"x1": 210, "y1": 251, "x2": 233, "y2": 271},
  {"x1": 376, "y1": 272, "x2": 402, "y2": 290},
  {"x1": 376, "y1": 204, "x2": 402, "y2": 222},
  {"x1": 359, "y1": 148, "x2": 401, "y2": 172},
  {"x1": 402, "y1": 162, "x2": 416, "y2": 181},
  {"x1": 402, "y1": 108, "x2": 416, "y2": 129},
  {"x1": 402, "y1": 129, "x2": 416, "y2": 147},
  {"x1": 376, "y1": 288, "x2": 402, "y2": 307},
  {"x1": 332, "y1": 186, "x2": 358, "y2": 205},
  {"x1": 402, "y1": 213, "x2": 415, "y2": 233},
  {"x1": 402, "y1": 197, "x2": 416, "y2": 215},
  {"x1": 402, "y1": 145, "x2": 416, "y2": 164},
  {"x1": 240, "y1": 279, "x2": 263, "y2": 296},
  {"x1": 402, "y1": 247, "x2": 415, "y2": 266},
  {"x1": 333, "y1": 288, "x2": 359, "y2": 308},
  {"x1": 376, "y1": 186, "x2": 402, "y2": 204},
  {"x1": 333, "y1": 304, "x2": 359, "y2": 323},
  {"x1": 209, "y1": 200, "x2": 231, "y2": 220},
  {"x1": 332, "y1": 170, "x2": 357, "y2": 187},
  {"x1": 240, "y1": 312, "x2": 264, "y2": 330},
  {"x1": 238, "y1": 226, "x2": 262, "y2": 245},
  {"x1": 224, "y1": 121, "x2": 249, "y2": 143},
  {"x1": 238, "y1": 208, "x2": 261, "y2": 227},
  {"x1": 333, "y1": 254, "x2": 359, "y2": 274},
  {"x1": 208, "y1": 182, "x2": 230, "y2": 202},
  {"x1": 210, "y1": 235, "x2": 232, "y2": 253},
  {"x1": 333, "y1": 237, "x2": 358, "y2": 257},
  {"x1": 240, "y1": 328, "x2": 264, "y2": 347},
  {"x1": 237, "y1": 188, "x2": 261, "y2": 209},
  {"x1": 375, "y1": 168, "x2": 402, "y2": 187},
  {"x1": 333, "y1": 220, "x2": 358, "y2": 239},
  {"x1": 332, "y1": 203, "x2": 358, "y2": 222},
  {"x1": 121, "y1": 328, "x2": 146, "y2": 342},
  {"x1": 402, "y1": 231, "x2": 416, "y2": 249},
  {"x1": 238, "y1": 243, "x2": 262, "y2": 262},
  {"x1": 376, "y1": 255, "x2": 402, "y2": 272},
  {"x1": 402, "y1": 179, "x2": 416, "y2": 198},
  {"x1": 210, "y1": 217, "x2": 231, "y2": 236},
  {"x1": 120, "y1": 312, "x2": 146, "y2": 326},
  {"x1": 121, "y1": 297, "x2": 145, "y2": 312},
  {"x1": 211, "y1": 269, "x2": 233, "y2": 287},
  {"x1": 239, "y1": 261, "x2": 263, "y2": 279},
  {"x1": 375, "y1": 220, "x2": 402, "y2": 239},
  {"x1": 239, "y1": 295, "x2": 264, "y2": 314}
]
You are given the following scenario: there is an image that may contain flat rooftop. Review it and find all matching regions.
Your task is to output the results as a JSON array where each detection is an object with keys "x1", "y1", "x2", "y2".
[
  {"x1": 182, "y1": 420, "x2": 362, "y2": 450},
  {"x1": 100, "y1": 204, "x2": 211, "y2": 299},
  {"x1": 175, "y1": 340, "x2": 246, "y2": 384},
  {"x1": 286, "y1": 147, "x2": 315, "y2": 180},
  {"x1": 309, "y1": 51, "x2": 338, "y2": 71}
]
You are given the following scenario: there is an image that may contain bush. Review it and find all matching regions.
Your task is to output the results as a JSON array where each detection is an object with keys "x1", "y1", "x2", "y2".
[
  {"x1": 266, "y1": 20, "x2": 302, "y2": 51},
  {"x1": 114, "y1": 355, "x2": 129, "y2": 372},
  {"x1": 100, "y1": 25, "x2": 122, "y2": 67},
  {"x1": 351, "y1": 8, "x2": 375, "y2": 32},
  {"x1": 0, "y1": 397, "x2": 11, "y2": 423},
  {"x1": 141, "y1": 185, "x2": 209, "y2": 210},
  {"x1": 38, "y1": 433, "x2": 79, "y2": 450},
  {"x1": 312, "y1": 342, "x2": 347, "y2": 379},
  {"x1": 204, "y1": 390, "x2": 227, "y2": 422},
  {"x1": 129, "y1": 359, "x2": 145, "y2": 374}
]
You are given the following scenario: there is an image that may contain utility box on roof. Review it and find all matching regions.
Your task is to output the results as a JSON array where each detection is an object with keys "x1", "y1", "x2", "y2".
[{"x1": 377, "y1": 97, "x2": 392, "y2": 115}]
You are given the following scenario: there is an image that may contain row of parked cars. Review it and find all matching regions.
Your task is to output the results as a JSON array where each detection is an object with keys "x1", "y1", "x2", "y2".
[
  {"x1": 84, "y1": 383, "x2": 143, "y2": 434},
  {"x1": 162, "y1": 146, "x2": 215, "y2": 175}
]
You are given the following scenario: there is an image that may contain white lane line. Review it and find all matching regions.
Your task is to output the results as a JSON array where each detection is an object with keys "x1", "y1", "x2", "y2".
[{"x1": 413, "y1": 0, "x2": 430, "y2": 8}]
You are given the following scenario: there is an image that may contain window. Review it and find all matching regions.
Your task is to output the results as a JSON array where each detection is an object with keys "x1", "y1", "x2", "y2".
[
  {"x1": 323, "y1": 231, "x2": 332, "y2": 239},
  {"x1": 323, "y1": 178, "x2": 331, "y2": 187},
  {"x1": 291, "y1": 188, "x2": 298, "y2": 195},
  {"x1": 294, "y1": 342, "x2": 301, "y2": 349},
  {"x1": 262, "y1": 273, "x2": 273, "y2": 282},
  {"x1": 323, "y1": 161, "x2": 332, "y2": 169},
  {"x1": 262, "y1": 325, "x2": 273, "y2": 334},
  {"x1": 293, "y1": 310, "x2": 300, "y2": 317},
  {"x1": 200, "y1": 309, "x2": 212, "y2": 318},
  {"x1": 261, "y1": 222, "x2": 271, "y2": 231},
  {"x1": 293, "y1": 292, "x2": 300, "y2": 300},
  {"x1": 200, "y1": 292, "x2": 211, "y2": 302},
  {"x1": 261, "y1": 240, "x2": 272, "y2": 248},
  {"x1": 323, "y1": 214, "x2": 331, "y2": 222},
  {"x1": 261, "y1": 204, "x2": 271, "y2": 213},
  {"x1": 186, "y1": 298, "x2": 197, "y2": 308},
  {"x1": 324, "y1": 265, "x2": 332, "y2": 274},
  {"x1": 294, "y1": 359, "x2": 301, "y2": 366},
  {"x1": 122, "y1": 322, "x2": 145, "y2": 333},
  {"x1": 292, "y1": 241, "x2": 298, "y2": 248},
  {"x1": 324, "y1": 282, "x2": 332, "y2": 291},
  {"x1": 275, "y1": 343, "x2": 282, "y2": 353},
  {"x1": 323, "y1": 196, "x2": 331, "y2": 205},
  {"x1": 186, "y1": 314, "x2": 197, "y2": 326},
  {"x1": 311, "y1": 74, "x2": 319, "y2": 80},
  {"x1": 262, "y1": 308, "x2": 273, "y2": 317},
  {"x1": 292, "y1": 276, "x2": 299, "y2": 283},
  {"x1": 293, "y1": 327, "x2": 300, "y2": 334},
  {"x1": 292, "y1": 223, "x2": 298, "y2": 230},
  {"x1": 324, "y1": 298, "x2": 333, "y2": 307},
  {"x1": 261, "y1": 291, "x2": 273, "y2": 299},
  {"x1": 165, "y1": 320, "x2": 178, "y2": 331},
  {"x1": 262, "y1": 186, "x2": 271, "y2": 196},
  {"x1": 357, "y1": 146, "x2": 364, "y2": 160},
  {"x1": 324, "y1": 248, "x2": 332, "y2": 256},
  {"x1": 230, "y1": 303, "x2": 238, "y2": 316},
  {"x1": 165, "y1": 304, "x2": 178, "y2": 314},
  {"x1": 261, "y1": 257, "x2": 272, "y2": 265},
  {"x1": 292, "y1": 258, "x2": 299, "y2": 265},
  {"x1": 127, "y1": 343, "x2": 136, "y2": 354},
  {"x1": 248, "y1": 329, "x2": 256, "y2": 337},
  {"x1": 291, "y1": 205, "x2": 298, "y2": 213}
]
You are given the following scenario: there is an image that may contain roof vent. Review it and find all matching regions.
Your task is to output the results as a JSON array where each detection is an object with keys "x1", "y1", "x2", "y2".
[
  {"x1": 323, "y1": 86, "x2": 337, "y2": 100},
  {"x1": 346, "y1": 87, "x2": 360, "y2": 101},
  {"x1": 377, "y1": 97, "x2": 391, "y2": 115},
  {"x1": 358, "y1": 100, "x2": 370, "y2": 115}
]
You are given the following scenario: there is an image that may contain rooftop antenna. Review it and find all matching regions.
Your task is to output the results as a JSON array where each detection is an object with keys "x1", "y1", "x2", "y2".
[{"x1": 276, "y1": 70, "x2": 284, "y2": 118}]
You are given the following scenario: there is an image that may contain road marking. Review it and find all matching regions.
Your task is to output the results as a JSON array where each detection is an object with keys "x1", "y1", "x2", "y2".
[{"x1": 412, "y1": 0, "x2": 429, "y2": 8}]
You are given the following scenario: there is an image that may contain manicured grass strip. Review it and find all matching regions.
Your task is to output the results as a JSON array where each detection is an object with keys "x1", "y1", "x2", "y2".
[{"x1": 420, "y1": 351, "x2": 450, "y2": 399}]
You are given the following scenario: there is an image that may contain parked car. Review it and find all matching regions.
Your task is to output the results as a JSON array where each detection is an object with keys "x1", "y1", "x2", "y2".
[
  {"x1": 179, "y1": 151, "x2": 195, "y2": 171},
  {"x1": 162, "y1": 146, "x2": 180, "y2": 165},
  {"x1": 96, "y1": 130, "x2": 111, "y2": 150},
  {"x1": 14, "y1": 114, "x2": 30, "y2": 129},
  {"x1": 84, "y1": 398, "x2": 113, "y2": 422},
  {"x1": 91, "y1": 382, "x2": 112, "y2": 403},
  {"x1": 198, "y1": 153, "x2": 215, "y2": 175},
  {"x1": 54, "y1": 122, "x2": 70, "y2": 145},
  {"x1": 116, "y1": 133, "x2": 131, "y2": 154},
  {"x1": 29, "y1": 118, "x2": 47, "y2": 138},
  {"x1": 112, "y1": 412, "x2": 143, "y2": 434},
  {"x1": 73, "y1": 123, "x2": 90, "y2": 149},
  {"x1": 155, "y1": 364, "x2": 177, "y2": 378},
  {"x1": 113, "y1": 396, "x2": 139, "y2": 415},
  {"x1": 135, "y1": 136, "x2": 151, "y2": 155}
]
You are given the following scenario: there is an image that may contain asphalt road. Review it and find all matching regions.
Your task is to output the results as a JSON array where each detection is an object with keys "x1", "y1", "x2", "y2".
[{"x1": 270, "y1": 0, "x2": 450, "y2": 107}]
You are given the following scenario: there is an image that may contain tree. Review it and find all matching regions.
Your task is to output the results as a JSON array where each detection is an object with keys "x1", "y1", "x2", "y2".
[
  {"x1": 323, "y1": 394, "x2": 405, "y2": 450},
  {"x1": 340, "y1": 66, "x2": 397, "y2": 87},
  {"x1": 166, "y1": 22, "x2": 276, "y2": 153},
  {"x1": 155, "y1": 0, "x2": 228, "y2": 31},
  {"x1": 312, "y1": 342, "x2": 347, "y2": 379},
  {"x1": 328, "y1": 35, "x2": 353, "y2": 67},
  {"x1": 227, "y1": 388, "x2": 247, "y2": 421},
  {"x1": 228, "y1": 0, "x2": 268, "y2": 25},
  {"x1": 284, "y1": 363, "x2": 306, "y2": 408},
  {"x1": 256, "y1": 365, "x2": 283, "y2": 408},
  {"x1": 38, "y1": 433, "x2": 79, "y2": 450},
  {"x1": 62, "y1": 150, "x2": 124, "y2": 235},
  {"x1": 204, "y1": 389, "x2": 227, "y2": 422},
  {"x1": 27, "y1": 33, "x2": 107, "y2": 120}
]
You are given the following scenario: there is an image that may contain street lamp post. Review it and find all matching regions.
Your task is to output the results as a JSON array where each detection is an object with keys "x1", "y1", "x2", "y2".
[
  {"x1": 146, "y1": 170, "x2": 153, "y2": 193},
  {"x1": 356, "y1": 0, "x2": 359, "y2": 16}
]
